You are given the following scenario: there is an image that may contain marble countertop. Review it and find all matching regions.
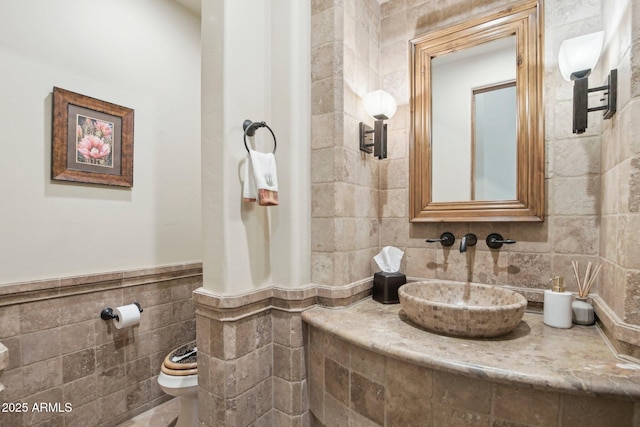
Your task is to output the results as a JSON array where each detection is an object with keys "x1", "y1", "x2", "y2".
[{"x1": 302, "y1": 298, "x2": 640, "y2": 399}]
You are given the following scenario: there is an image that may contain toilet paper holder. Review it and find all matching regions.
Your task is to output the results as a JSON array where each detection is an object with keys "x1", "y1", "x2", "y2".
[{"x1": 100, "y1": 302, "x2": 143, "y2": 321}]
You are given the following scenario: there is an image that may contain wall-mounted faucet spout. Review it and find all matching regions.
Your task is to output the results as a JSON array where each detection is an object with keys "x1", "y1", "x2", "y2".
[{"x1": 460, "y1": 233, "x2": 477, "y2": 253}]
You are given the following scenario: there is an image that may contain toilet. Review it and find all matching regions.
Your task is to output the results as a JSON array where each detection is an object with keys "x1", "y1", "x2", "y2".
[{"x1": 157, "y1": 342, "x2": 198, "y2": 427}]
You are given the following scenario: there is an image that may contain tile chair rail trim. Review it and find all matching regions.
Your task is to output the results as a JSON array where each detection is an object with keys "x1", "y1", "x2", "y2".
[{"x1": 0, "y1": 262, "x2": 203, "y2": 307}]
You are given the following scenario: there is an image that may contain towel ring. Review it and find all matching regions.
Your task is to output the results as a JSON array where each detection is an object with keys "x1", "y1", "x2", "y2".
[{"x1": 243, "y1": 119, "x2": 277, "y2": 154}]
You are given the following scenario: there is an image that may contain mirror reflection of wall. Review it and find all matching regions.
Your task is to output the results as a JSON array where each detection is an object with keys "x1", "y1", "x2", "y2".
[
  {"x1": 431, "y1": 36, "x2": 516, "y2": 203},
  {"x1": 473, "y1": 82, "x2": 517, "y2": 201}
]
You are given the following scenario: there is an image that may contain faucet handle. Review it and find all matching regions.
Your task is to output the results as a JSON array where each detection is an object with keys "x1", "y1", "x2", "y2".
[
  {"x1": 426, "y1": 232, "x2": 455, "y2": 247},
  {"x1": 486, "y1": 233, "x2": 516, "y2": 249}
]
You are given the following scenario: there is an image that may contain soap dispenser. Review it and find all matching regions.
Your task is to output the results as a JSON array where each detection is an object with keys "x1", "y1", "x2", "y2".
[{"x1": 543, "y1": 276, "x2": 572, "y2": 329}]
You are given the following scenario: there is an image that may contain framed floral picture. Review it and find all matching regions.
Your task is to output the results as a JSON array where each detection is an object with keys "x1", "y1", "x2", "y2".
[{"x1": 52, "y1": 87, "x2": 134, "y2": 187}]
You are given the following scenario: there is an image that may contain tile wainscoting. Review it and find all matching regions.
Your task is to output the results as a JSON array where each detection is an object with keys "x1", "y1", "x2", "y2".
[
  {"x1": 0, "y1": 263, "x2": 202, "y2": 427},
  {"x1": 193, "y1": 280, "x2": 372, "y2": 426}
]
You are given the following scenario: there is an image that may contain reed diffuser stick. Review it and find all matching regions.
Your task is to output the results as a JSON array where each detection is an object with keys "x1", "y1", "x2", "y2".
[
  {"x1": 571, "y1": 260, "x2": 601, "y2": 298},
  {"x1": 582, "y1": 264, "x2": 602, "y2": 297},
  {"x1": 572, "y1": 261, "x2": 581, "y2": 295},
  {"x1": 583, "y1": 262, "x2": 592, "y2": 293}
]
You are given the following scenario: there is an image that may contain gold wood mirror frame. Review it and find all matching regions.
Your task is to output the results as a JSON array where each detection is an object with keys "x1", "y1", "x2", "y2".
[{"x1": 410, "y1": 1, "x2": 544, "y2": 222}]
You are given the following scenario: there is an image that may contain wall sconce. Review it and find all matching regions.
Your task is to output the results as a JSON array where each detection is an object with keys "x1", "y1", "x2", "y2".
[
  {"x1": 558, "y1": 31, "x2": 617, "y2": 134},
  {"x1": 359, "y1": 90, "x2": 397, "y2": 159}
]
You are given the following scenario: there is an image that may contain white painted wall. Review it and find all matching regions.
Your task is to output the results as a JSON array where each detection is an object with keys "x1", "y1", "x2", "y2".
[
  {"x1": 0, "y1": 0, "x2": 202, "y2": 285},
  {"x1": 201, "y1": 0, "x2": 311, "y2": 293}
]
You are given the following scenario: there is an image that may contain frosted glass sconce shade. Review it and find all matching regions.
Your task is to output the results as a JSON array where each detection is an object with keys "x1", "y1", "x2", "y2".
[
  {"x1": 362, "y1": 90, "x2": 397, "y2": 120},
  {"x1": 558, "y1": 31, "x2": 604, "y2": 81},
  {"x1": 359, "y1": 90, "x2": 397, "y2": 160},
  {"x1": 557, "y1": 31, "x2": 616, "y2": 134}
]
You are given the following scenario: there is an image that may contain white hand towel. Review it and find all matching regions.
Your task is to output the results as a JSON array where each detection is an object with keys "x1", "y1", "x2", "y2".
[
  {"x1": 242, "y1": 156, "x2": 257, "y2": 202},
  {"x1": 243, "y1": 149, "x2": 279, "y2": 206}
]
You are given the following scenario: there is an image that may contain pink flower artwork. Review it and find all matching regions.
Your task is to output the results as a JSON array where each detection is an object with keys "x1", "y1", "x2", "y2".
[
  {"x1": 75, "y1": 114, "x2": 114, "y2": 167},
  {"x1": 94, "y1": 120, "x2": 113, "y2": 138},
  {"x1": 78, "y1": 134, "x2": 111, "y2": 159}
]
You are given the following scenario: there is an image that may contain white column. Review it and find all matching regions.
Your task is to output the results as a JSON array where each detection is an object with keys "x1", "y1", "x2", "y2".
[{"x1": 201, "y1": 0, "x2": 310, "y2": 294}]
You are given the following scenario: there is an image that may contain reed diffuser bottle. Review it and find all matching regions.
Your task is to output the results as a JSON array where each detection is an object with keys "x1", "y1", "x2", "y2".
[
  {"x1": 571, "y1": 261, "x2": 599, "y2": 325},
  {"x1": 572, "y1": 297, "x2": 594, "y2": 325},
  {"x1": 543, "y1": 276, "x2": 572, "y2": 329}
]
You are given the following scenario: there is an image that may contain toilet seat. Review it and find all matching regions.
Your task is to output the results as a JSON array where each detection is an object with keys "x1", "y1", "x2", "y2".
[
  {"x1": 161, "y1": 342, "x2": 198, "y2": 374},
  {"x1": 158, "y1": 371, "x2": 198, "y2": 391},
  {"x1": 163, "y1": 346, "x2": 197, "y2": 372},
  {"x1": 161, "y1": 364, "x2": 198, "y2": 376}
]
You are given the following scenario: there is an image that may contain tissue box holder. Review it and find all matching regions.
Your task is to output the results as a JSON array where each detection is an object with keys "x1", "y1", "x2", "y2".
[{"x1": 373, "y1": 272, "x2": 406, "y2": 304}]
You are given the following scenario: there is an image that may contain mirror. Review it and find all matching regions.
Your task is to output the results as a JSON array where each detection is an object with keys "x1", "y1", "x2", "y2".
[
  {"x1": 410, "y1": 1, "x2": 544, "y2": 222},
  {"x1": 432, "y1": 37, "x2": 517, "y2": 202}
]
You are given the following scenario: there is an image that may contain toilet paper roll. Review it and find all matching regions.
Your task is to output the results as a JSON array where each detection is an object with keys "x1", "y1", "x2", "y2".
[{"x1": 113, "y1": 304, "x2": 141, "y2": 329}]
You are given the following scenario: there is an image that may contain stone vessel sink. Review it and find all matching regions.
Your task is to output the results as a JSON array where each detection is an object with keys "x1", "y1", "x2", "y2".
[{"x1": 398, "y1": 281, "x2": 527, "y2": 338}]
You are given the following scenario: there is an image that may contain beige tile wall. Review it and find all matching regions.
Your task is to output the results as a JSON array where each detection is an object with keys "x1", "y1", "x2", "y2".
[
  {"x1": 598, "y1": 0, "x2": 640, "y2": 327},
  {"x1": 195, "y1": 286, "x2": 319, "y2": 427},
  {"x1": 311, "y1": 0, "x2": 619, "y2": 302},
  {"x1": 192, "y1": 282, "x2": 372, "y2": 427},
  {"x1": 378, "y1": 0, "x2": 605, "y2": 299},
  {"x1": 196, "y1": 310, "x2": 275, "y2": 426},
  {"x1": 0, "y1": 263, "x2": 201, "y2": 427},
  {"x1": 308, "y1": 325, "x2": 638, "y2": 427},
  {"x1": 311, "y1": 0, "x2": 383, "y2": 286}
]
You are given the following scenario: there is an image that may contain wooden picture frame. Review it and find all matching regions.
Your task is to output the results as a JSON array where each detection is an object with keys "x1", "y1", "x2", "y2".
[{"x1": 52, "y1": 87, "x2": 134, "y2": 187}]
